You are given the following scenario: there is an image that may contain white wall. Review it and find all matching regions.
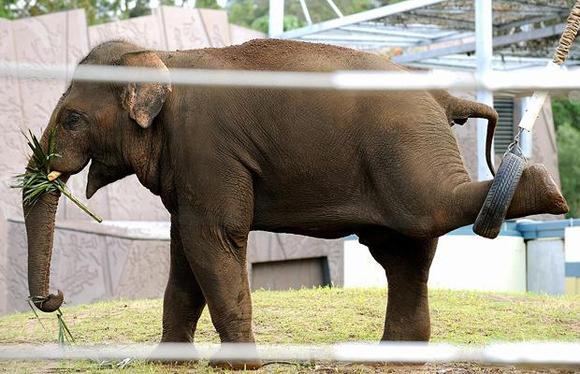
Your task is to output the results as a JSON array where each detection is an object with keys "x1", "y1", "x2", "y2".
[
  {"x1": 565, "y1": 227, "x2": 580, "y2": 263},
  {"x1": 343, "y1": 240, "x2": 386, "y2": 287},
  {"x1": 431, "y1": 235, "x2": 526, "y2": 292},
  {"x1": 343, "y1": 234, "x2": 526, "y2": 293}
]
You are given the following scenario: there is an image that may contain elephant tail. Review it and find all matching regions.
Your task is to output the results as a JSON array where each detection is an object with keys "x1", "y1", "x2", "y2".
[{"x1": 435, "y1": 93, "x2": 498, "y2": 176}]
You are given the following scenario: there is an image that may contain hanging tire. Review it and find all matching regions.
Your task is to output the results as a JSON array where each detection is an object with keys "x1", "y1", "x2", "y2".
[{"x1": 473, "y1": 150, "x2": 527, "y2": 239}]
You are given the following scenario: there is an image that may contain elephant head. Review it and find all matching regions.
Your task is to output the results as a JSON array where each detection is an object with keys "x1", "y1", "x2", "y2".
[{"x1": 24, "y1": 41, "x2": 172, "y2": 312}]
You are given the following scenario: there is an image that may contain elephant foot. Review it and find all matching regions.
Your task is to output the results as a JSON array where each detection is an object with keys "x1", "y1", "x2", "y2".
[
  {"x1": 509, "y1": 163, "x2": 569, "y2": 218},
  {"x1": 147, "y1": 343, "x2": 199, "y2": 365},
  {"x1": 208, "y1": 344, "x2": 262, "y2": 370},
  {"x1": 209, "y1": 359, "x2": 263, "y2": 370}
]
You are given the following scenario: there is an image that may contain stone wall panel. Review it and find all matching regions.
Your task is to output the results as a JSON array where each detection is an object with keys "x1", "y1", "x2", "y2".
[
  {"x1": 199, "y1": 9, "x2": 231, "y2": 47},
  {"x1": 229, "y1": 24, "x2": 265, "y2": 45},
  {"x1": 0, "y1": 19, "x2": 25, "y2": 219},
  {"x1": 6, "y1": 221, "x2": 28, "y2": 313},
  {"x1": 88, "y1": 15, "x2": 166, "y2": 50},
  {"x1": 4, "y1": 220, "x2": 172, "y2": 314},
  {"x1": 156, "y1": 7, "x2": 210, "y2": 50},
  {"x1": 248, "y1": 232, "x2": 344, "y2": 287},
  {"x1": 0, "y1": 210, "x2": 7, "y2": 314},
  {"x1": 5, "y1": 11, "x2": 90, "y2": 222},
  {"x1": 12, "y1": 12, "x2": 68, "y2": 131},
  {"x1": 105, "y1": 176, "x2": 169, "y2": 221},
  {"x1": 113, "y1": 240, "x2": 170, "y2": 299}
]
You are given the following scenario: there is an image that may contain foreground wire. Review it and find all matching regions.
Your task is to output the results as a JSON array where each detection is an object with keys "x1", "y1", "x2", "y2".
[
  {"x1": 1, "y1": 61, "x2": 580, "y2": 92},
  {"x1": 0, "y1": 342, "x2": 578, "y2": 366}
]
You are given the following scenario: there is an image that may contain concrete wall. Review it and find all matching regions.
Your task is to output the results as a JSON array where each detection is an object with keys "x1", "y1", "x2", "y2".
[
  {"x1": 342, "y1": 235, "x2": 527, "y2": 293},
  {"x1": 1, "y1": 219, "x2": 171, "y2": 315},
  {"x1": 249, "y1": 233, "x2": 344, "y2": 287},
  {"x1": 527, "y1": 239, "x2": 565, "y2": 295},
  {"x1": 343, "y1": 240, "x2": 385, "y2": 288},
  {"x1": 0, "y1": 10, "x2": 90, "y2": 221},
  {"x1": 0, "y1": 220, "x2": 342, "y2": 315},
  {"x1": 565, "y1": 227, "x2": 580, "y2": 294},
  {"x1": 0, "y1": 209, "x2": 7, "y2": 315}
]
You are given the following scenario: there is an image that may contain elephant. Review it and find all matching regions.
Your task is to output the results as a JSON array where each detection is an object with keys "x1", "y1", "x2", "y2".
[{"x1": 23, "y1": 39, "x2": 568, "y2": 368}]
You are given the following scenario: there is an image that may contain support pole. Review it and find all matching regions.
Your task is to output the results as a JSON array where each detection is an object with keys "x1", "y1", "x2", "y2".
[
  {"x1": 269, "y1": 0, "x2": 285, "y2": 37},
  {"x1": 475, "y1": 0, "x2": 494, "y2": 180},
  {"x1": 519, "y1": 97, "x2": 533, "y2": 158}
]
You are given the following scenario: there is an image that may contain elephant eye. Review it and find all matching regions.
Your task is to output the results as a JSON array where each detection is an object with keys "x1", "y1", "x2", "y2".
[{"x1": 62, "y1": 111, "x2": 84, "y2": 130}]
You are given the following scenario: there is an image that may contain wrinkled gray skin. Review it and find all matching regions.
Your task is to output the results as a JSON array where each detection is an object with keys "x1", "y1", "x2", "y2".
[{"x1": 24, "y1": 39, "x2": 568, "y2": 369}]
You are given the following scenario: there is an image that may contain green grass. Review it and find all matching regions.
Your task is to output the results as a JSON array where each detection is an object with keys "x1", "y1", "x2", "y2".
[{"x1": 0, "y1": 288, "x2": 579, "y2": 373}]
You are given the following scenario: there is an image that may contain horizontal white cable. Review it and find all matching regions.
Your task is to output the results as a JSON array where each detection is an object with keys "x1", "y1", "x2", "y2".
[
  {"x1": 0, "y1": 342, "x2": 579, "y2": 366},
  {"x1": 1, "y1": 61, "x2": 580, "y2": 91}
]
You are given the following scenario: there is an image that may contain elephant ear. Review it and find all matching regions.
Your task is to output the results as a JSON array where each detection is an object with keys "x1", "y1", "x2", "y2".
[{"x1": 119, "y1": 51, "x2": 172, "y2": 129}]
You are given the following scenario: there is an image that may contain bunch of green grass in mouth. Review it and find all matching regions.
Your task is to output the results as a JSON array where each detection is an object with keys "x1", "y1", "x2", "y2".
[{"x1": 12, "y1": 129, "x2": 102, "y2": 223}]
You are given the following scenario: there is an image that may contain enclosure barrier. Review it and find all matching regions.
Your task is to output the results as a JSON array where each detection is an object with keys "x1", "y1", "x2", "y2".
[
  {"x1": 1, "y1": 62, "x2": 580, "y2": 92},
  {"x1": 0, "y1": 342, "x2": 579, "y2": 367}
]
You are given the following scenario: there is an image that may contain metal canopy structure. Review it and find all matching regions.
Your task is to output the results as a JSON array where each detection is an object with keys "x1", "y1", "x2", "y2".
[
  {"x1": 269, "y1": 0, "x2": 578, "y2": 181},
  {"x1": 271, "y1": 0, "x2": 580, "y2": 71}
]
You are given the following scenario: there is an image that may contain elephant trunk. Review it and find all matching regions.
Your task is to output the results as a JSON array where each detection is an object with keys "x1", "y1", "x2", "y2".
[{"x1": 24, "y1": 173, "x2": 68, "y2": 313}]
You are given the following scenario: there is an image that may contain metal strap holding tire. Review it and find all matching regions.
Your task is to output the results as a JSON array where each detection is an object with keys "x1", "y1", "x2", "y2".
[{"x1": 473, "y1": 0, "x2": 580, "y2": 239}]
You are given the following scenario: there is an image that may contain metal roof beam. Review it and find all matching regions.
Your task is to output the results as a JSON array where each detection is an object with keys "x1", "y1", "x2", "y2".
[
  {"x1": 325, "y1": 0, "x2": 344, "y2": 18},
  {"x1": 302, "y1": 34, "x2": 415, "y2": 42},
  {"x1": 496, "y1": 14, "x2": 565, "y2": 31},
  {"x1": 394, "y1": 22, "x2": 566, "y2": 64},
  {"x1": 404, "y1": 13, "x2": 475, "y2": 27},
  {"x1": 302, "y1": 32, "x2": 421, "y2": 43},
  {"x1": 279, "y1": 0, "x2": 447, "y2": 39},
  {"x1": 338, "y1": 25, "x2": 438, "y2": 40},
  {"x1": 299, "y1": 0, "x2": 313, "y2": 25},
  {"x1": 301, "y1": 35, "x2": 418, "y2": 46},
  {"x1": 356, "y1": 23, "x2": 461, "y2": 36},
  {"x1": 508, "y1": 0, "x2": 569, "y2": 12}
]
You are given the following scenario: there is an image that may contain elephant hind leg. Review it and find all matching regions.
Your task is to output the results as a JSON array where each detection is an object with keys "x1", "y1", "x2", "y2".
[
  {"x1": 359, "y1": 229, "x2": 437, "y2": 342},
  {"x1": 161, "y1": 215, "x2": 206, "y2": 343},
  {"x1": 441, "y1": 164, "x2": 568, "y2": 235}
]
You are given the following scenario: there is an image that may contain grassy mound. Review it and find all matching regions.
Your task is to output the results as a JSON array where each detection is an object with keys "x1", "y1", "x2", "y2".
[{"x1": 0, "y1": 288, "x2": 578, "y2": 373}]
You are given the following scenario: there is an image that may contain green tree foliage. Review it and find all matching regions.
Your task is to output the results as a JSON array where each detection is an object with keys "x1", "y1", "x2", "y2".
[
  {"x1": 556, "y1": 123, "x2": 580, "y2": 218},
  {"x1": 225, "y1": 0, "x2": 401, "y2": 33},
  {"x1": 226, "y1": 0, "x2": 303, "y2": 33},
  {"x1": 0, "y1": 0, "x2": 150, "y2": 24},
  {"x1": 553, "y1": 97, "x2": 580, "y2": 132},
  {"x1": 553, "y1": 98, "x2": 580, "y2": 218},
  {"x1": 195, "y1": 0, "x2": 220, "y2": 9}
]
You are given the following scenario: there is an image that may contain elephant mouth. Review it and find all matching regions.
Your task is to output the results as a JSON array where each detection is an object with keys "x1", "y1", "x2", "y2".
[{"x1": 85, "y1": 159, "x2": 131, "y2": 199}]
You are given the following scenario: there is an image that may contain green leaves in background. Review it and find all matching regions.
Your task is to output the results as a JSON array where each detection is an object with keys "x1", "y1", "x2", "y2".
[{"x1": 553, "y1": 97, "x2": 580, "y2": 218}]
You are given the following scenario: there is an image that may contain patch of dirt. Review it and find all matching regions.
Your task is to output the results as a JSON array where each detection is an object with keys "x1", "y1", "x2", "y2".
[{"x1": 484, "y1": 295, "x2": 529, "y2": 303}]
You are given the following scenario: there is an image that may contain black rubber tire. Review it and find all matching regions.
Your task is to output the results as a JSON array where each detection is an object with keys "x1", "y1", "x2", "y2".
[{"x1": 473, "y1": 150, "x2": 527, "y2": 239}]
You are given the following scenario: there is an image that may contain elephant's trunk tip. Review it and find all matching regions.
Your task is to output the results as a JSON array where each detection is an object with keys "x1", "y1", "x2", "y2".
[{"x1": 31, "y1": 290, "x2": 64, "y2": 313}]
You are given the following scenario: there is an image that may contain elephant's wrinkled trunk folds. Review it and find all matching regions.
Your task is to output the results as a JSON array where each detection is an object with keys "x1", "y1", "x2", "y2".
[{"x1": 24, "y1": 172, "x2": 69, "y2": 313}]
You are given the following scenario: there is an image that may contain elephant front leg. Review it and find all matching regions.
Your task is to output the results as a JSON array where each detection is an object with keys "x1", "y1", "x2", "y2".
[
  {"x1": 161, "y1": 216, "x2": 206, "y2": 343},
  {"x1": 178, "y1": 216, "x2": 261, "y2": 369},
  {"x1": 361, "y1": 231, "x2": 437, "y2": 342}
]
